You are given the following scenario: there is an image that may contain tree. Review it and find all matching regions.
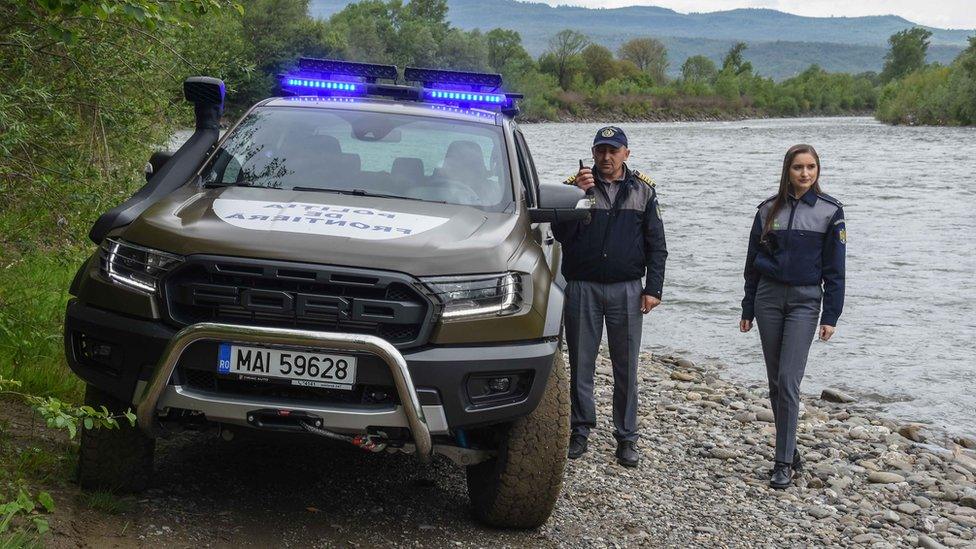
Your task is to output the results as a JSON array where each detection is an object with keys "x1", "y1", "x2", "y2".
[
  {"x1": 722, "y1": 42, "x2": 753, "y2": 76},
  {"x1": 485, "y1": 28, "x2": 532, "y2": 73},
  {"x1": 581, "y1": 43, "x2": 618, "y2": 85},
  {"x1": 880, "y1": 27, "x2": 933, "y2": 83},
  {"x1": 617, "y1": 37, "x2": 668, "y2": 84},
  {"x1": 545, "y1": 29, "x2": 589, "y2": 89},
  {"x1": 681, "y1": 55, "x2": 718, "y2": 83}
]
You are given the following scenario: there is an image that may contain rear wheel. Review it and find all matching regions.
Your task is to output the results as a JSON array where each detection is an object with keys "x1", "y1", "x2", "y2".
[
  {"x1": 77, "y1": 384, "x2": 155, "y2": 492},
  {"x1": 466, "y1": 350, "x2": 570, "y2": 528}
]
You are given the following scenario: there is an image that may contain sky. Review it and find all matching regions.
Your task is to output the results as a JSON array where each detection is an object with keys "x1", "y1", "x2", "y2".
[{"x1": 536, "y1": 0, "x2": 976, "y2": 29}]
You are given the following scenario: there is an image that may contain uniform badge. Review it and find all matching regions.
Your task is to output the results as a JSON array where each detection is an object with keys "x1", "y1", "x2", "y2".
[
  {"x1": 601, "y1": 128, "x2": 615, "y2": 138},
  {"x1": 839, "y1": 228, "x2": 847, "y2": 244}
]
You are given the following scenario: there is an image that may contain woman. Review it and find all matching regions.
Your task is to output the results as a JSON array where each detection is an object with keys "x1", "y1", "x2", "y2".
[{"x1": 739, "y1": 144, "x2": 846, "y2": 489}]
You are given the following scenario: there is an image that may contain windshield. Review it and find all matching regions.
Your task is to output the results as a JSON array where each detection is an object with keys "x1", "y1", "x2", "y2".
[{"x1": 201, "y1": 106, "x2": 513, "y2": 212}]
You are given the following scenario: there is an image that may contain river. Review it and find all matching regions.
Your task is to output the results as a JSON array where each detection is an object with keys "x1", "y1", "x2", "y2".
[{"x1": 523, "y1": 117, "x2": 976, "y2": 440}]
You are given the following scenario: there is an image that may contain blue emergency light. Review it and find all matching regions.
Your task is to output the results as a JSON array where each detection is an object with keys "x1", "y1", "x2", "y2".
[{"x1": 280, "y1": 58, "x2": 520, "y2": 112}]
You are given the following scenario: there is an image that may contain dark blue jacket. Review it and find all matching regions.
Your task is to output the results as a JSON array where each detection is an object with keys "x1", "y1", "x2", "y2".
[
  {"x1": 553, "y1": 165, "x2": 667, "y2": 298},
  {"x1": 742, "y1": 190, "x2": 846, "y2": 326}
]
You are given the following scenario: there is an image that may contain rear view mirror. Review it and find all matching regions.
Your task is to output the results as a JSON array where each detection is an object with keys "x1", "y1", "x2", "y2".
[
  {"x1": 145, "y1": 151, "x2": 174, "y2": 182},
  {"x1": 528, "y1": 184, "x2": 590, "y2": 223}
]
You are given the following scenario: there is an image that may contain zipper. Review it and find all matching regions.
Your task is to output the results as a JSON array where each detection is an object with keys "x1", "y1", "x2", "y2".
[{"x1": 597, "y1": 178, "x2": 628, "y2": 270}]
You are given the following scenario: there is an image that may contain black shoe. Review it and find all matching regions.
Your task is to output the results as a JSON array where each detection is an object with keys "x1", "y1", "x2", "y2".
[
  {"x1": 615, "y1": 440, "x2": 639, "y2": 468},
  {"x1": 792, "y1": 449, "x2": 803, "y2": 472},
  {"x1": 770, "y1": 461, "x2": 792, "y2": 489},
  {"x1": 568, "y1": 435, "x2": 588, "y2": 459}
]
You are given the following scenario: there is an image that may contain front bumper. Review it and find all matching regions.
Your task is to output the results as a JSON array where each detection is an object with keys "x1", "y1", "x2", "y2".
[{"x1": 64, "y1": 300, "x2": 558, "y2": 439}]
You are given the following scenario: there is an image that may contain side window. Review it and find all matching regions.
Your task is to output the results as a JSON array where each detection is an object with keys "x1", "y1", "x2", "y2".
[{"x1": 513, "y1": 131, "x2": 538, "y2": 207}]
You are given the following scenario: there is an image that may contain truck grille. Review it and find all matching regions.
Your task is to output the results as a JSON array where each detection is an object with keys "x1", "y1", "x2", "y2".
[{"x1": 162, "y1": 257, "x2": 433, "y2": 348}]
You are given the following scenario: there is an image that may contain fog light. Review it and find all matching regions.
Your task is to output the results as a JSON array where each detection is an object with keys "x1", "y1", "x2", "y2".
[{"x1": 487, "y1": 377, "x2": 511, "y2": 394}]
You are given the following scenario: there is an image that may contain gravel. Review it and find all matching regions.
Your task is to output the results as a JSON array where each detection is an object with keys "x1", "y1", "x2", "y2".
[{"x1": 39, "y1": 350, "x2": 976, "y2": 547}]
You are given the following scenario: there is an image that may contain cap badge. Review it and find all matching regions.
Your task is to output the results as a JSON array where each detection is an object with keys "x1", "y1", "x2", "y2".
[{"x1": 600, "y1": 128, "x2": 615, "y2": 137}]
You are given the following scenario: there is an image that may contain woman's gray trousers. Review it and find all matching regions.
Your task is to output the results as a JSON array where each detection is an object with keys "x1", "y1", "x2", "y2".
[{"x1": 754, "y1": 277, "x2": 822, "y2": 463}]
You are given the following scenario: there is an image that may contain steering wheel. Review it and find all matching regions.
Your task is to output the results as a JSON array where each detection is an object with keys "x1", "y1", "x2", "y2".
[{"x1": 425, "y1": 174, "x2": 484, "y2": 204}]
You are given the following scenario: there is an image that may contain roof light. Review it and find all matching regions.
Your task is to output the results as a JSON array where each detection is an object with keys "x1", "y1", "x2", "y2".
[
  {"x1": 424, "y1": 88, "x2": 508, "y2": 107},
  {"x1": 404, "y1": 67, "x2": 503, "y2": 88},
  {"x1": 281, "y1": 76, "x2": 363, "y2": 95},
  {"x1": 297, "y1": 58, "x2": 398, "y2": 81}
]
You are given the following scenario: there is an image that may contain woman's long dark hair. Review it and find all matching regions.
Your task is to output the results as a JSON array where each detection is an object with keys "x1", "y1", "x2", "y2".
[{"x1": 762, "y1": 144, "x2": 823, "y2": 236}]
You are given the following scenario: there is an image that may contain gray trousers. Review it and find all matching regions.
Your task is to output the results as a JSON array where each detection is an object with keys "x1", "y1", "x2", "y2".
[
  {"x1": 564, "y1": 279, "x2": 643, "y2": 443},
  {"x1": 754, "y1": 277, "x2": 821, "y2": 463}
]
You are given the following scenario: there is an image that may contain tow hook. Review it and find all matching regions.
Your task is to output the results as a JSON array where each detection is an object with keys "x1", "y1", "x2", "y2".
[{"x1": 298, "y1": 420, "x2": 389, "y2": 453}]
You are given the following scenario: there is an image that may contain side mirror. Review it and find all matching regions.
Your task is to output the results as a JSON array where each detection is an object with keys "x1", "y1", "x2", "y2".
[
  {"x1": 528, "y1": 184, "x2": 591, "y2": 223},
  {"x1": 144, "y1": 151, "x2": 174, "y2": 182}
]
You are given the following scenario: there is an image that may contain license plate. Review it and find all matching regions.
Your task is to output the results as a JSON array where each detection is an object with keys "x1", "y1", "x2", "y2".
[{"x1": 217, "y1": 343, "x2": 357, "y2": 390}]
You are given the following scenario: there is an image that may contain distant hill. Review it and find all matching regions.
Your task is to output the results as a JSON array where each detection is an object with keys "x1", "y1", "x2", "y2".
[{"x1": 308, "y1": 0, "x2": 972, "y2": 80}]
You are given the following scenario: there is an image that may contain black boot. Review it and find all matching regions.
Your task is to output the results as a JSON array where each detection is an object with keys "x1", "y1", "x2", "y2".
[
  {"x1": 568, "y1": 434, "x2": 588, "y2": 459},
  {"x1": 770, "y1": 461, "x2": 792, "y2": 489},
  {"x1": 792, "y1": 449, "x2": 803, "y2": 472},
  {"x1": 615, "y1": 440, "x2": 639, "y2": 468}
]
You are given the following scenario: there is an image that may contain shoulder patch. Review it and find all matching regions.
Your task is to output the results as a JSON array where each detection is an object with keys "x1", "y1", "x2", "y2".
[
  {"x1": 633, "y1": 170, "x2": 655, "y2": 187},
  {"x1": 817, "y1": 193, "x2": 844, "y2": 208},
  {"x1": 562, "y1": 174, "x2": 577, "y2": 186}
]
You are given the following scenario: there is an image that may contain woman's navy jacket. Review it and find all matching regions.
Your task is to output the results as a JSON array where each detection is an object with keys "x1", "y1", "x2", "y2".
[
  {"x1": 742, "y1": 190, "x2": 846, "y2": 326},
  {"x1": 553, "y1": 165, "x2": 668, "y2": 298}
]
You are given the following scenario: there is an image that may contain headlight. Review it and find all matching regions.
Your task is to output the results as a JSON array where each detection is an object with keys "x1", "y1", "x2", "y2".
[
  {"x1": 98, "y1": 238, "x2": 182, "y2": 294},
  {"x1": 421, "y1": 272, "x2": 528, "y2": 322}
]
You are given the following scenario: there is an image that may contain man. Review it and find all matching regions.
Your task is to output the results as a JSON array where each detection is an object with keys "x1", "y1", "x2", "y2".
[{"x1": 552, "y1": 126, "x2": 667, "y2": 468}]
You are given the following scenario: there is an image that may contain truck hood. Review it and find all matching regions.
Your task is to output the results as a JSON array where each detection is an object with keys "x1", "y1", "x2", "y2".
[{"x1": 120, "y1": 186, "x2": 527, "y2": 276}]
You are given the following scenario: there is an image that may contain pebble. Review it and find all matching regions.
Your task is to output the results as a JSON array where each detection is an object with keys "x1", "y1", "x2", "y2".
[
  {"x1": 918, "y1": 535, "x2": 949, "y2": 549},
  {"x1": 733, "y1": 411, "x2": 756, "y2": 423},
  {"x1": 868, "y1": 471, "x2": 906, "y2": 484},
  {"x1": 756, "y1": 409, "x2": 775, "y2": 423},
  {"x1": 821, "y1": 388, "x2": 856, "y2": 403},
  {"x1": 898, "y1": 423, "x2": 926, "y2": 442},
  {"x1": 896, "y1": 502, "x2": 921, "y2": 515},
  {"x1": 709, "y1": 448, "x2": 738, "y2": 460},
  {"x1": 670, "y1": 371, "x2": 697, "y2": 382}
]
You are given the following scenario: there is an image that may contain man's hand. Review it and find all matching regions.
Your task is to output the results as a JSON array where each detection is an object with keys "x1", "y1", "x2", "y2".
[
  {"x1": 640, "y1": 294, "x2": 660, "y2": 314},
  {"x1": 575, "y1": 166, "x2": 595, "y2": 192},
  {"x1": 739, "y1": 319, "x2": 752, "y2": 332},
  {"x1": 819, "y1": 325, "x2": 835, "y2": 341}
]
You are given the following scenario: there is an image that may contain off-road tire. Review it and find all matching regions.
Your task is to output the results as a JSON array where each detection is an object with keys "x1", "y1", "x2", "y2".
[
  {"x1": 466, "y1": 349, "x2": 570, "y2": 528},
  {"x1": 77, "y1": 383, "x2": 155, "y2": 492}
]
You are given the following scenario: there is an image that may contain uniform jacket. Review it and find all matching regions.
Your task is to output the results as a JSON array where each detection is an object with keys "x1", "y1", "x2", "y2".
[
  {"x1": 553, "y1": 164, "x2": 667, "y2": 298},
  {"x1": 742, "y1": 190, "x2": 846, "y2": 326}
]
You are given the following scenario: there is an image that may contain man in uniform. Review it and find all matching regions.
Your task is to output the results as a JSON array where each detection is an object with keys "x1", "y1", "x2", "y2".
[{"x1": 553, "y1": 126, "x2": 667, "y2": 468}]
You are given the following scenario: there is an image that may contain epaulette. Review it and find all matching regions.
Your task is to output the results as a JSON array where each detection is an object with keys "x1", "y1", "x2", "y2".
[
  {"x1": 633, "y1": 170, "x2": 655, "y2": 187},
  {"x1": 757, "y1": 194, "x2": 777, "y2": 209},
  {"x1": 562, "y1": 174, "x2": 578, "y2": 186},
  {"x1": 817, "y1": 192, "x2": 844, "y2": 208}
]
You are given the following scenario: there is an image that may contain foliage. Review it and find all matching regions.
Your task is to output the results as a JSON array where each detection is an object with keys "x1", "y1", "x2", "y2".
[
  {"x1": 617, "y1": 38, "x2": 668, "y2": 85},
  {"x1": 581, "y1": 44, "x2": 617, "y2": 86},
  {"x1": 681, "y1": 55, "x2": 718, "y2": 84},
  {"x1": 876, "y1": 34, "x2": 976, "y2": 125},
  {"x1": 544, "y1": 29, "x2": 589, "y2": 89},
  {"x1": 722, "y1": 42, "x2": 753, "y2": 76},
  {"x1": 880, "y1": 27, "x2": 933, "y2": 84}
]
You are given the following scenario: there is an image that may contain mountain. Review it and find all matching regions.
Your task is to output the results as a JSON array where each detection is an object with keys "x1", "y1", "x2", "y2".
[{"x1": 308, "y1": 0, "x2": 973, "y2": 80}]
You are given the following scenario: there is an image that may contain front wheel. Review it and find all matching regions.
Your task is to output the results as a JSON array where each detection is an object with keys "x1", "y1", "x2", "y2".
[
  {"x1": 77, "y1": 384, "x2": 155, "y2": 492},
  {"x1": 466, "y1": 350, "x2": 570, "y2": 528}
]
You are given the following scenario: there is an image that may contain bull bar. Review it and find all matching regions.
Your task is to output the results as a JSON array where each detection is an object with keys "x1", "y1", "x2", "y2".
[{"x1": 134, "y1": 322, "x2": 433, "y2": 461}]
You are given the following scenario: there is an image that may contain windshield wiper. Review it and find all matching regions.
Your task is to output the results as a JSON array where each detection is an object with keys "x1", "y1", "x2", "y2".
[{"x1": 291, "y1": 187, "x2": 446, "y2": 204}]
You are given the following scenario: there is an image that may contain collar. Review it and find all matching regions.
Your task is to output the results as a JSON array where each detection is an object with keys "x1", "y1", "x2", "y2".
[{"x1": 790, "y1": 189, "x2": 818, "y2": 207}]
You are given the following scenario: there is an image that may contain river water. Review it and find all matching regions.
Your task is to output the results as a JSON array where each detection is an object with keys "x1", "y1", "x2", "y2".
[{"x1": 523, "y1": 117, "x2": 976, "y2": 439}]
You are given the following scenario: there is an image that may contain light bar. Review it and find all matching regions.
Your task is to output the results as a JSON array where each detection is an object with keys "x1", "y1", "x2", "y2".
[
  {"x1": 404, "y1": 67, "x2": 502, "y2": 88},
  {"x1": 425, "y1": 89, "x2": 507, "y2": 105},
  {"x1": 282, "y1": 77, "x2": 363, "y2": 94},
  {"x1": 298, "y1": 58, "x2": 398, "y2": 81}
]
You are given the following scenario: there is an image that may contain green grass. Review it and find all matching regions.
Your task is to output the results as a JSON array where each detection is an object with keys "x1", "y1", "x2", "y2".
[
  {"x1": 0, "y1": 250, "x2": 89, "y2": 402},
  {"x1": 79, "y1": 491, "x2": 131, "y2": 515}
]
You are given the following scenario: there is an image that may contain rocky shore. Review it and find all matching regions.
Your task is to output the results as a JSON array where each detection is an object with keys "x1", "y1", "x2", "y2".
[{"x1": 543, "y1": 350, "x2": 976, "y2": 548}]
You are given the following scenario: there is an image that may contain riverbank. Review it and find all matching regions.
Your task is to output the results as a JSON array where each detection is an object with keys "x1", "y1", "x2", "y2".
[
  {"x1": 3, "y1": 349, "x2": 974, "y2": 546},
  {"x1": 519, "y1": 109, "x2": 876, "y2": 124}
]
